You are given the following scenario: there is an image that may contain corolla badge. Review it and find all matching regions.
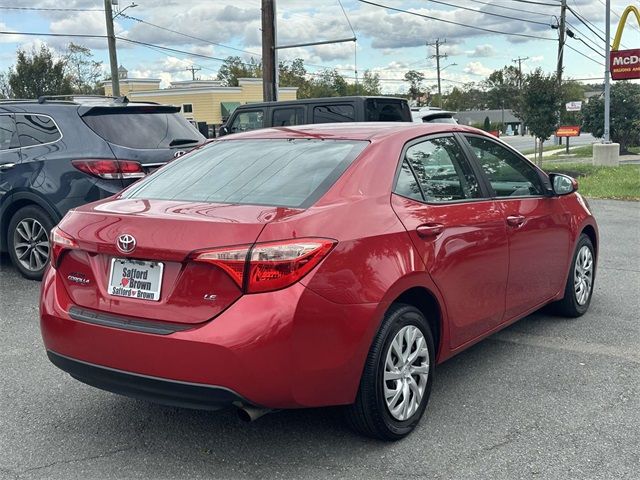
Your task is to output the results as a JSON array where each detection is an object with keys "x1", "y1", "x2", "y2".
[{"x1": 116, "y1": 234, "x2": 137, "y2": 254}]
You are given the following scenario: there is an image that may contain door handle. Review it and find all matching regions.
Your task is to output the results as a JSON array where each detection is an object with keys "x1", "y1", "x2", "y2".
[
  {"x1": 0, "y1": 163, "x2": 16, "y2": 171},
  {"x1": 506, "y1": 215, "x2": 526, "y2": 227},
  {"x1": 416, "y1": 223, "x2": 444, "y2": 238}
]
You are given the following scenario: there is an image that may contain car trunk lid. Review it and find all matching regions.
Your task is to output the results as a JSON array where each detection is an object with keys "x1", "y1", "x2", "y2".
[{"x1": 56, "y1": 199, "x2": 303, "y2": 325}]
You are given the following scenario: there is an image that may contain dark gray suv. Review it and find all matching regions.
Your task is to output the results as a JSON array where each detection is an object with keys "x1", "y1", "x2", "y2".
[{"x1": 0, "y1": 96, "x2": 205, "y2": 279}]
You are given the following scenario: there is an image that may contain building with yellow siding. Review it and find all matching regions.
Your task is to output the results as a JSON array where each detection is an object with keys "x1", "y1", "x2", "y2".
[{"x1": 102, "y1": 68, "x2": 297, "y2": 133}]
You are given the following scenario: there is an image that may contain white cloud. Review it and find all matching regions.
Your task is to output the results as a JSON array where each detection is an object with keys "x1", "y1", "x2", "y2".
[
  {"x1": 464, "y1": 61, "x2": 493, "y2": 76},
  {"x1": 467, "y1": 44, "x2": 496, "y2": 58}
]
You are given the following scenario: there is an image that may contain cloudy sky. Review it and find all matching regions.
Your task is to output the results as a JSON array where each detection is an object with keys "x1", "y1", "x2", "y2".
[{"x1": 1, "y1": 0, "x2": 639, "y2": 92}]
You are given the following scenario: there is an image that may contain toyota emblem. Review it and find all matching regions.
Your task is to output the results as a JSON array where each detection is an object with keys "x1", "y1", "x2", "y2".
[
  {"x1": 116, "y1": 234, "x2": 136, "y2": 254},
  {"x1": 174, "y1": 150, "x2": 186, "y2": 158}
]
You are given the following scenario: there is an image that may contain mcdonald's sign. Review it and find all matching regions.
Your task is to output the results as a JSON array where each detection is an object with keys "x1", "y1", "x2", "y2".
[{"x1": 610, "y1": 5, "x2": 640, "y2": 80}]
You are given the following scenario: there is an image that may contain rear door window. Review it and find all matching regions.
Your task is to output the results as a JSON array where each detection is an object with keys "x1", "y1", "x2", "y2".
[
  {"x1": 401, "y1": 136, "x2": 481, "y2": 203},
  {"x1": 125, "y1": 139, "x2": 368, "y2": 208},
  {"x1": 229, "y1": 110, "x2": 264, "y2": 133},
  {"x1": 272, "y1": 107, "x2": 304, "y2": 127},
  {"x1": 15, "y1": 114, "x2": 61, "y2": 147},
  {"x1": 313, "y1": 104, "x2": 355, "y2": 123},
  {"x1": 0, "y1": 114, "x2": 19, "y2": 150},
  {"x1": 82, "y1": 110, "x2": 202, "y2": 149}
]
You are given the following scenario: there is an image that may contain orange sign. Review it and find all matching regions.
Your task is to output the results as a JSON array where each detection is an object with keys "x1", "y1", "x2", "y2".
[
  {"x1": 610, "y1": 6, "x2": 640, "y2": 80},
  {"x1": 556, "y1": 126, "x2": 581, "y2": 137}
]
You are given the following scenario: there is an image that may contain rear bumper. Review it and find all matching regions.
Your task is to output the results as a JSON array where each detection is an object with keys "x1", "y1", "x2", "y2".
[
  {"x1": 40, "y1": 265, "x2": 381, "y2": 409},
  {"x1": 47, "y1": 350, "x2": 243, "y2": 410}
]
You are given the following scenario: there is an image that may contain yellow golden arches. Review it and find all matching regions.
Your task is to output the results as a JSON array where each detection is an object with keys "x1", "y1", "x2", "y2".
[{"x1": 612, "y1": 5, "x2": 640, "y2": 51}]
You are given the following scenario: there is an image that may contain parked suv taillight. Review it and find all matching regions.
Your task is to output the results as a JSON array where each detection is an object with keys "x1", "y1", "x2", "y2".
[
  {"x1": 72, "y1": 159, "x2": 145, "y2": 180},
  {"x1": 192, "y1": 238, "x2": 336, "y2": 293},
  {"x1": 50, "y1": 226, "x2": 78, "y2": 268}
]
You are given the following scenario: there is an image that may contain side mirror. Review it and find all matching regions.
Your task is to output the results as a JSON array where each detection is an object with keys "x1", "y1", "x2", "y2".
[
  {"x1": 219, "y1": 125, "x2": 229, "y2": 137},
  {"x1": 550, "y1": 173, "x2": 578, "y2": 195}
]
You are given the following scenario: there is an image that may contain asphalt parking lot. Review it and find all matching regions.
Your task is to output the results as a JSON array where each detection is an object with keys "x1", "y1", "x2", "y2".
[{"x1": 1, "y1": 199, "x2": 638, "y2": 480}]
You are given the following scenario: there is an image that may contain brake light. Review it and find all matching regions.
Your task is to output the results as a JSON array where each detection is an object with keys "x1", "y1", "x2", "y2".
[
  {"x1": 50, "y1": 226, "x2": 78, "y2": 268},
  {"x1": 72, "y1": 159, "x2": 145, "y2": 179},
  {"x1": 192, "y1": 238, "x2": 336, "y2": 293}
]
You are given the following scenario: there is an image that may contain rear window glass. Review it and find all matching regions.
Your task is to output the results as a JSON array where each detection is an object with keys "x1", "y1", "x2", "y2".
[
  {"x1": 16, "y1": 114, "x2": 61, "y2": 147},
  {"x1": 313, "y1": 105, "x2": 355, "y2": 123},
  {"x1": 125, "y1": 139, "x2": 368, "y2": 208},
  {"x1": 82, "y1": 111, "x2": 202, "y2": 149},
  {"x1": 365, "y1": 100, "x2": 409, "y2": 122}
]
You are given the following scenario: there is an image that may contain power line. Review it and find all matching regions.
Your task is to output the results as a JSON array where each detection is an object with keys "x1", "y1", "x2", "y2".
[
  {"x1": 0, "y1": 6, "x2": 103, "y2": 12},
  {"x1": 565, "y1": 43, "x2": 604, "y2": 66},
  {"x1": 566, "y1": 5, "x2": 607, "y2": 43},
  {"x1": 460, "y1": 0, "x2": 552, "y2": 18},
  {"x1": 117, "y1": 12, "x2": 354, "y2": 74},
  {"x1": 508, "y1": 0, "x2": 560, "y2": 6},
  {"x1": 0, "y1": 30, "x2": 107, "y2": 39},
  {"x1": 425, "y1": 0, "x2": 552, "y2": 26},
  {"x1": 119, "y1": 13, "x2": 261, "y2": 58},
  {"x1": 356, "y1": 0, "x2": 556, "y2": 41}
]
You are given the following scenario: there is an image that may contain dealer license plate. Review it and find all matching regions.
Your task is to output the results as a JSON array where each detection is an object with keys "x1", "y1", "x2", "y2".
[{"x1": 108, "y1": 258, "x2": 164, "y2": 301}]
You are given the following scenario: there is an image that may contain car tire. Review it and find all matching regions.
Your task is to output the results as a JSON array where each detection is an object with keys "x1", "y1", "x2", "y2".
[
  {"x1": 345, "y1": 303, "x2": 435, "y2": 440},
  {"x1": 552, "y1": 234, "x2": 596, "y2": 317},
  {"x1": 7, "y1": 205, "x2": 54, "y2": 281}
]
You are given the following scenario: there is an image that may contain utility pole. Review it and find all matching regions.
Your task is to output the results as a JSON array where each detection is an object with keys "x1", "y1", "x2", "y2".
[
  {"x1": 103, "y1": 0, "x2": 120, "y2": 97},
  {"x1": 512, "y1": 56, "x2": 529, "y2": 89},
  {"x1": 512, "y1": 56, "x2": 529, "y2": 136},
  {"x1": 261, "y1": 0, "x2": 278, "y2": 102},
  {"x1": 185, "y1": 66, "x2": 202, "y2": 81},
  {"x1": 604, "y1": 0, "x2": 611, "y2": 143},
  {"x1": 556, "y1": 0, "x2": 567, "y2": 86},
  {"x1": 427, "y1": 39, "x2": 447, "y2": 108}
]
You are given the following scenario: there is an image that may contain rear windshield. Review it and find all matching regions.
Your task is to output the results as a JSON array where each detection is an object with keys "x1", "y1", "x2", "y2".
[
  {"x1": 82, "y1": 111, "x2": 203, "y2": 149},
  {"x1": 365, "y1": 99, "x2": 411, "y2": 122},
  {"x1": 124, "y1": 139, "x2": 368, "y2": 208}
]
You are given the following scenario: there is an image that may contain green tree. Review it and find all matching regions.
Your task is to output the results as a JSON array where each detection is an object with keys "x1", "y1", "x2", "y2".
[
  {"x1": 482, "y1": 65, "x2": 521, "y2": 110},
  {"x1": 216, "y1": 56, "x2": 262, "y2": 86},
  {"x1": 443, "y1": 83, "x2": 487, "y2": 111},
  {"x1": 514, "y1": 69, "x2": 562, "y2": 165},
  {"x1": 356, "y1": 70, "x2": 382, "y2": 96},
  {"x1": 8, "y1": 45, "x2": 72, "y2": 98},
  {"x1": 404, "y1": 70, "x2": 425, "y2": 104},
  {"x1": 559, "y1": 80, "x2": 586, "y2": 125},
  {"x1": 582, "y1": 81, "x2": 640, "y2": 154},
  {"x1": 65, "y1": 43, "x2": 103, "y2": 94},
  {"x1": 0, "y1": 71, "x2": 11, "y2": 98}
]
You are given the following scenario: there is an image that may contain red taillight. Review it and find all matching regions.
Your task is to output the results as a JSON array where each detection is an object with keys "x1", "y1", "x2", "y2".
[
  {"x1": 50, "y1": 226, "x2": 78, "y2": 268},
  {"x1": 72, "y1": 159, "x2": 145, "y2": 180},
  {"x1": 192, "y1": 238, "x2": 336, "y2": 293}
]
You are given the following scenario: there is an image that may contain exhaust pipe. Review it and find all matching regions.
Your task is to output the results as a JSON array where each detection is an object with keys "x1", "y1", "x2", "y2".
[{"x1": 234, "y1": 403, "x2": 273, "y2": 422}]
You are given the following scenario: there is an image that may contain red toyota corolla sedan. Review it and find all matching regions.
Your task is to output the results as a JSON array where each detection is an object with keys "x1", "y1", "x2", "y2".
[{"x1": 40, "y1": 123, "x2": 598, "y2": 440}]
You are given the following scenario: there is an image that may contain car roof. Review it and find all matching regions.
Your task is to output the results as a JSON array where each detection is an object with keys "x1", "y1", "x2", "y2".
[{"x1": 221, "y1": 122, "x2": 483, "y2": 141}]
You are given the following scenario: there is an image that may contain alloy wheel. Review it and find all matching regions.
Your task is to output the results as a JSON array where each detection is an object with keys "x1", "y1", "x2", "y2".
[
  {"x1": 383, "y1": 325, "x2": 430, "y2": 421},
  {"x1": 13, "y1": 218, "x2": 50, "y2": 272},
  {"x1": 574, "y1": 245, "x2": 593, "y2": 306}
]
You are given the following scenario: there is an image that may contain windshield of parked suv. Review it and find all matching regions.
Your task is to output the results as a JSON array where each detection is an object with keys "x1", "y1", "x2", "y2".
[
  {"x1": 124, "y1": 139, "x2": 368, "y2": 208},
  {"x1": 82, "y1": 110, "x2": 202, "y2": 149}
]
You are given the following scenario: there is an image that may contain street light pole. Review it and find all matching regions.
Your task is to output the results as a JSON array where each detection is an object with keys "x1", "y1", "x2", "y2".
[
  {"x1": 604, "y1": 0, "x2": 611, "y2": 143},
  {"x1": 104, "y1": 0, "x2": 120, "y2": 97}
]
